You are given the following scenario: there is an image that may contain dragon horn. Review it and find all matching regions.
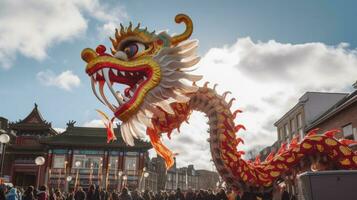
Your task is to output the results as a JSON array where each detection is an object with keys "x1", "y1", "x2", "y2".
[{"x1": 171, "y1": 14, "x2": 193, "y2": 46}]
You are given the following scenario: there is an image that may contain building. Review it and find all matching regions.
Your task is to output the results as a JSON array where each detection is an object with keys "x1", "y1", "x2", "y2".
[
  {"x1": 0, "y1": 104, "x2": 152, "y2": 191},
  {"x1": 148, "y1": 157, "x2": 200, "y2": 191},
  {"x1": 274, "y1": 92, "x2": 347, "y2": 145},
  {"x1": 196, "y1": 169, "x2": 219, "y2": 190},
  {"x1": 146, "y1": 156, "x2": 219, "y2": 191},
  {"x1": 270, "y1": 82, "x2": 357, "y2": 197},
  {"x1": 306, "y1": 88, "x2": 357, "y2": 144}
]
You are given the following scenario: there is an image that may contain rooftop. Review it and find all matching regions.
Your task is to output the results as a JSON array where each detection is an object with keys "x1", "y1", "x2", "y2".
[{"x1": 40, "y1": 123, "x2": 152, "y2": 150}]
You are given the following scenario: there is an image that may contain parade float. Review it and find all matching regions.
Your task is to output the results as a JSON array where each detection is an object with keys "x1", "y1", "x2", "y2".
[{"x1": 81, "y1": 14, "x2": 357, "y2": 194}]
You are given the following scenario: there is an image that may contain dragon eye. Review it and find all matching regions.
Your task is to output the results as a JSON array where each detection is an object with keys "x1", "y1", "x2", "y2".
[{"x1": 123, "y1": 42, "x2": 146, "y2": 59}]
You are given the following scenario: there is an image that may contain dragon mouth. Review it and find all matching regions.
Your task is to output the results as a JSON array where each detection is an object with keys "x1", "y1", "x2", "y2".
[{"x1": 84, "y1": 53, "x2": 161, "y2": 121}]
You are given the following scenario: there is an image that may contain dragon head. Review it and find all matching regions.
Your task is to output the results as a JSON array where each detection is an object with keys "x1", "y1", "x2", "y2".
[{"x1": 82, "y1": 14, "x2": 202, "y2": 146}]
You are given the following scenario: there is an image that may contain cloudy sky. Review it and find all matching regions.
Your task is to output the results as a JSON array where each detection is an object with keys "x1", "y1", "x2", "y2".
[{"x1": 1, "y1": 0, "x2": 357, "y2": 170}]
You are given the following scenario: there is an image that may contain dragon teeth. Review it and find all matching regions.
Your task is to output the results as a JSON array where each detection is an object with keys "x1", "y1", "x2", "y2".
[
  {"x1": 103, "y1": 68, "x2": 125, "y2": 106},
  {"x1": 112, "y1": 69, "x2": 119, "y2": 76}
]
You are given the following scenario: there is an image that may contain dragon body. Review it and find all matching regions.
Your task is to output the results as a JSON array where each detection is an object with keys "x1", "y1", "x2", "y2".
[{"x1": 81, "y1": 14, "x2": 357, "y2": 193}]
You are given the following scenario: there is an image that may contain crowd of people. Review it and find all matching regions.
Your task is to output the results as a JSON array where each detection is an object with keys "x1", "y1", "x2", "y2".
[{"x1": 0, "y1": 184, "x2": 293, "y2": 200}]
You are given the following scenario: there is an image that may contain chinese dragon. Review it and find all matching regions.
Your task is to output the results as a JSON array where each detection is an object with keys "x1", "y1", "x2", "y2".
[{"x1": 81, "y1": 14, "x2": 357, "y2": 193}]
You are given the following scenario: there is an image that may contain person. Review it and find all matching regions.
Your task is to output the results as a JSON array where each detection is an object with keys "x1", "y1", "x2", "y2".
[
  {"x1": 168, "y1": 191, "x2": 175, "y2": 200},
  {"x1": 37, "y1": 186, "x2": 48, "y2": 200},
  {"x1": 74, "y1": 187, "x2": 86, "y2": 200},
  {"x1": 49, "y1": 188, "x2": 55, "y2": 200},
  {"x1": 194, "y1": 190, "x2": 204, "y2": 200},
  {"x1": 86, "y1": 185, "x2": 98, "y2": 200},
  {"x1": 0, "y1": 187, "x2": 6, "y2": 200},
  {"x1": 6, "y1": 188, "x2": 18, "y2": 200},
  {"x1": 207, "y1": 189, "x2": 215, "y2": 200},
  {"x1": 162, "y1": 191, "x2": 168, "y2": 200},
  {"x1": 131, "y1": 190, "x2": 143, "y2": 200},
  {"x1": 112, "y1": 190, "x2": 119, "y2": 200},
  {"x1": 23, "y1": 186, "x2": 35, "y2": 200},
  {"x1": 66, "y1": 189, "x2": 74, "y2": 200},
  {"x1": 99, "y1": 188, "x2": 108, "y2": 200},
  {"x1": 185, "y1": 188, "x2": 194, "y2": 200},
  {"x1": 16, "y1": 187, "x2": 22, "y2": 200},
  {"x1": 55, "y1": 189, "x2": 65, "y2": 200},
  {"x1": 215, "y1": 189, "x2": 228, "y2": 200},
  {"x1": 155, "y1": 191, "x2": 163, "y2": 200},
  {"x1": 118, "y1": 187, "x2": 132, "y2": 200},
  {"x1": 280, "y1": 186, "x2": 289, "y2": 200},
  {"x1": 142, "y1": 190, "x2": 150, "y2": 200},
  {"x1": 174, "y1": 188, "x2": 184, "y2": 200},
  {"x1": 240, "y1": 192, "x2": 257, "y2": 200},
  {"x1": 148, "y1": 192, "x2": 154, "y2": 200}
]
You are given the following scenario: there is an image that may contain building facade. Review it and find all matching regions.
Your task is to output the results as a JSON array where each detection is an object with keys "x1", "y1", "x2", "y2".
[
  {"x1": 274, "y1": 92, "x2": 347, "y2": 146},
  {"x1": 306, "y1": 89, "x2": 357, "y2": 145},
  {"x1": 146, "y1": 157, "x2": 219, "y2": 191},
  {"x1": 0, "y1": 104, "x2": 151, "y2": 191}
]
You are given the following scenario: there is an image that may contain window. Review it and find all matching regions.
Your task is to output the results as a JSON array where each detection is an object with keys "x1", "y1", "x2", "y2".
[
  {"x1": 109, "y1": 156, "x2": 118, "y2": 170},
  {"x1": 297, "y1": 114, "x2": 304, "y2": 140},
  {"x1": 72, "y1": 155, "x2": 102, "y2": 169},
  {"x1": 284, "y1": 124, "x2": 290, "y2": 138},
  {"x1": 53, "y1": 155, "x2": 65, "y2": 168},
  {"x1": 290, "y1": 118, "x2": 296, "y2": 133},
  {"x1": 278, "y1": 128, "x2": 284, "y2": 141},
  {"x1": 124, "y1": 156, "x2": 137, "y2": 174},
  {"x1": 342, "y1": 124, "x2": 353, "y2": 138}
]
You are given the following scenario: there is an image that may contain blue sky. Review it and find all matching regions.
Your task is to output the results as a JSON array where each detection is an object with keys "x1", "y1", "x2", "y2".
[{"x1": 1, "y1": 0, "x2": 357, "y2": 169}]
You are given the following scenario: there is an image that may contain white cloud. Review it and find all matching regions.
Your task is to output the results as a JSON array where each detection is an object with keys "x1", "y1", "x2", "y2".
[
  {"x1": 54, "y1": 127, "x2": 65, "y2": 134},
  {"x1": 0, "y1": 0, "x2": 127, "y2": 68},
  {"x1": 83, "y1": 119, "x2": 106, "y2": 127},
  {"x1": 82, "y1": 119, "x2": 120, "y2": 128},
  {"x1": 37, "y1": 70, "x2": 81, "y2": 91},
  {"x1": 159, "y1": 37, "x2": 357, "y2": 170}
]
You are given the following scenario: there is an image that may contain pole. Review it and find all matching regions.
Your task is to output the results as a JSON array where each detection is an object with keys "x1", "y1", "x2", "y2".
[
  {"x1": 89, "y1": 164, "x2": 93, "y2": 185},
  {"x1": 58, "y1": 168, "x2": 61, "y2": 189},
  {"x1": 48, "y1": 169, "x2": 52, "y2": 188},
  {"x1": 36, "y1": 165, "x2": 41, "y2": 188},
  {"x1": 75, "y1": 169, "x2": 79, "y2": 188},
  {"x1": 117, "y1": 176, "x2": 121, "y2": 192},
  {"x1": 0, "y1": 143, "x2": 6, "y2": 177}
]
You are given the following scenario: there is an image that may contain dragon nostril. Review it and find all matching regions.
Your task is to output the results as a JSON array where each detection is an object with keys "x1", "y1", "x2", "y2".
[{"x1": 96, "y1": 45, "x2": 107, "y2": 55}]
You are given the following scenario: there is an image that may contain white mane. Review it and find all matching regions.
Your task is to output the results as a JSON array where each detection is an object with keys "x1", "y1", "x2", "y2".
[{"x1": 120, "y1": 39, "x2": 202, "y2": 145}]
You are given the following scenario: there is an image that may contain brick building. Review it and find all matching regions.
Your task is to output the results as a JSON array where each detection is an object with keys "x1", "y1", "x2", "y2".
[
  {"x1": 274, "y1": 92, "x2": 347, "y2": 145},
  {"x1": 306, "y1": 89, "x2": 357, "y2": 146}
]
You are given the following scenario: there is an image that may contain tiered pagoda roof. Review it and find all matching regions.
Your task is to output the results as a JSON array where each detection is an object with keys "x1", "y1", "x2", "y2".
[
  {"x1": 40, "y1": 121, "x2": 152, "y2": 150},
  {"x1": 9, "y1": 103, "x2": 57, "y2": 136}
]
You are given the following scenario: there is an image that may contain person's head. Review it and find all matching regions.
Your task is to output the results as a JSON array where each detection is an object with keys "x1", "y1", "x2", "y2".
[
  {"x1": 26, "y1": 186, "x2": 34, "y2": 193},
  {"x1": 55, "y1": 190, "x2": 61, "y2": 196},
  {"x1": 121, "y1": 187, "x2": 128, "y2": 194},
  {"x1": 9, "y1": 188, "x2": 17, "y2": 194},
  {"x1": 89, "y1": 184, "x2": 95, "y2": 191},
  {"x1": 39, "y1": 185, "x2": 47, "y2": 192},
  {"x1": 176, "y1": 188, "x2": 181, "y2": 193}
]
